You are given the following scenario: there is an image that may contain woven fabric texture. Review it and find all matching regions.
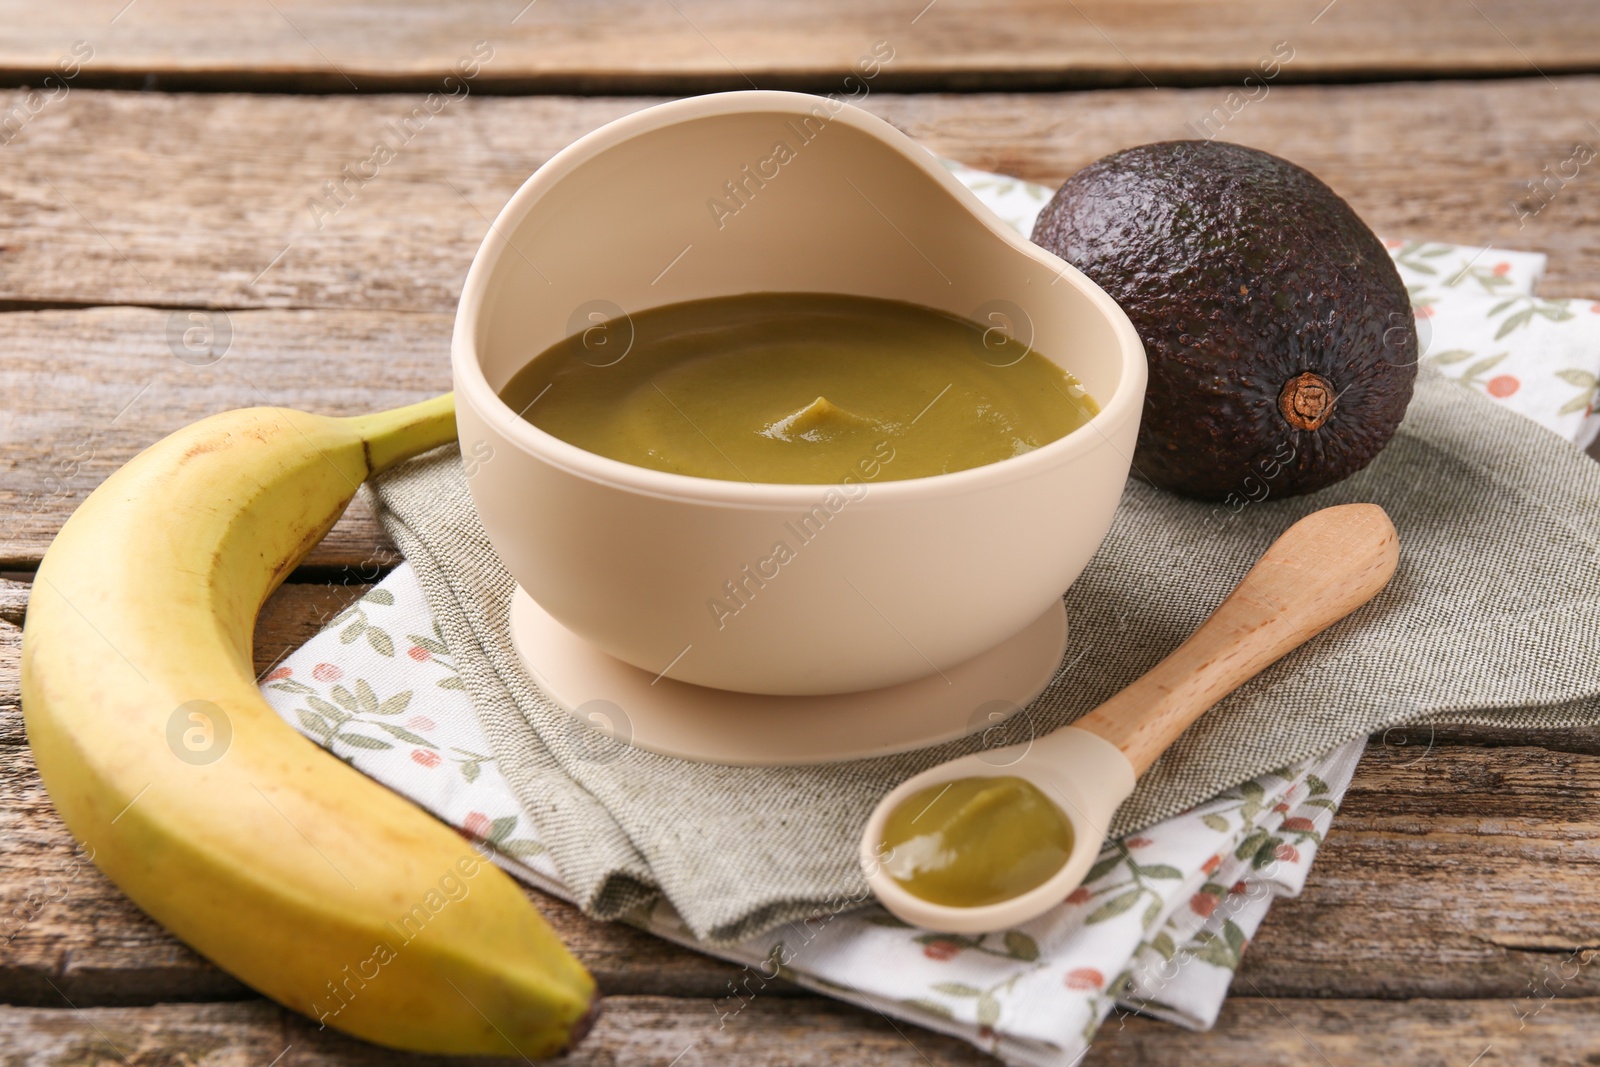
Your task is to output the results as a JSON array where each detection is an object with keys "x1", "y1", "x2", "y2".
[{"x1": 366, "y1": 366, "x2": 1600, "y2": 943}]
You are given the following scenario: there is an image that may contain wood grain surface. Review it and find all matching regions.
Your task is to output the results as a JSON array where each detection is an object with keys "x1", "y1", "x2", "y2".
[
  {"x1": 0, "y1": 583, "x2": 1597, "y2": 1054},
  {"x1": 1, "y1": 0, "x2": 1597, "y2": 93},
  {"x1": 8, "y1": 694, "x2": 1600, "y2": 1006},
  {"x1": 2, "y1": 81, "x2": 1597, "y2": 317},
  {"x1": 4, "y1": 23, "x2": 1600, "y2": 1059},
  {"x1": 5, "y1": 80, "x2": 1600, "y2": 571},
  {"x1": 6, "y1": 994, "x2": 1599, "y2": 1066}
]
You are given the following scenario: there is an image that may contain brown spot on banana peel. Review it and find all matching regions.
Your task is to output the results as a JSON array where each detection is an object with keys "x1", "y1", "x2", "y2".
[
  {"x1": 181, "y1": 434, "x2": 233, "y2": 463},
  {"x1": 266, "y1": 492, "x2": 358, "y2": 587}
]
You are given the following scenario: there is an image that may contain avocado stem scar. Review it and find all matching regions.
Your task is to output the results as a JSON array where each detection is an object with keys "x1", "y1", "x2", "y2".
[{"x1": 1279, "y1": 371, "x2": 1335, "y2": 431}]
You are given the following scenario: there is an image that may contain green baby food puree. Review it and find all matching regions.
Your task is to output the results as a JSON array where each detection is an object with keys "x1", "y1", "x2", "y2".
[
  {"x1": 880, "y1": 776, "x2": 1075, "y2": 907},
  {"x1": 499, "y1": 293, "x2": 1095, "y2": 484}
]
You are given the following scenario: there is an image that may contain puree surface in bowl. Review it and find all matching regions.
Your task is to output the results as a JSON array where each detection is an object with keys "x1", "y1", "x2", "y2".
[{"x1": 499, "y1": 293, "x2": 1096, "y2": 484}]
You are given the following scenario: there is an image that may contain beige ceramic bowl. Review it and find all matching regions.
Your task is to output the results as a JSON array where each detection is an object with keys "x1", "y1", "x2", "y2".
[{"x1": 453, "y1": 91, "x2": 1145, "y2": 696}]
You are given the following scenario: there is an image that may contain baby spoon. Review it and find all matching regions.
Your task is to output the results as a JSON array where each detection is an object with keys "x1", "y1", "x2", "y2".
[{"x1": 858, "y1": 503, "x2": 1399, "y2": 933}]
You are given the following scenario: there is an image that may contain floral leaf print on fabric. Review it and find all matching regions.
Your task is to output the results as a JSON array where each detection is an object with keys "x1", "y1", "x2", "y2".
[
  {"x1": 290, "y1": 678, "x2": 419, "y2": 757},
  {"x1": 1426, "y1": 348, "x2": 1518, "y2": 400},
  {"x1": 1394, "y1": 241, "x2": 1600, "y2": 449},
  {"x1": 1205, "y1": 775, "x2": 1280, "y2": 831},
  {"x1": 407, "y1": 630, "x2": 447, "y2": 659},
  {"x1": 1457, "y1": 352, "x2": 1510, "y2": 387},
  {"x1": 899, "y1": 997, "x2": 955, "y2": 1019},
  {"x1": 256, "y1": 217, "x2": 1600, "y2": 1067},
  {"x1": 1556, "y1": 369, "x2": 1600, "y2": 417},
  {"x1": 406, "y1": 620, "x2": 469, "y2": 690},
  {"x1": 923, "y1": 964, "x2": 1045, "y2": 1030},
  {"x1": 913, "y1": 931, "x2": 1046, "y2": 962},
  {"x1": 1406, "y1": 285, "x2": 1438, "y2": 319},
  {"x1": 461, "y1": 810, "x2": 545, "y2": 859},
  {"x1": 331, "y1": 586, "x2": 399, "y2": 657},
  {"x1": 1447, "y1": 259, "x2": 1516, "y2": 295},
  {"x1": 1392, "y1": 240, "x2": 1455, "y2": 277},
  {"x1": 449, "y1": 746, "x2": 495, "y2": 783},
  {"x1": 1487, "y1": 296, "x2": 1575, "y2": 341},
  {"x1": 1079, "y1": 842, "x2": 1185, "y2": 926},
  {"x1": 1004, "y1": 930, "x2": 1041, "y2": 962},
  {"x1": 1188, "y1": 919, "x2": 1249, "y2": 970}
]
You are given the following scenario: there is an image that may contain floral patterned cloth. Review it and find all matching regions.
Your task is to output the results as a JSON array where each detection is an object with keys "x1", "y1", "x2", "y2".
[
  {"x1": 261, "y1": 564, "x2": 1363, "y2": 1065},
  {"x1": 260, "y1": 164, "x2": 1600, "y2": 1065},
  {"x1": 1389, "y1": 239, "x2": 1600, "y2": 449}
]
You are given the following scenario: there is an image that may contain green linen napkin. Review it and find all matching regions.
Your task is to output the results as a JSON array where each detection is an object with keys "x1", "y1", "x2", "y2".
[{"x1": 364, "y1": 362, "x2": 1600, "y2": 944}]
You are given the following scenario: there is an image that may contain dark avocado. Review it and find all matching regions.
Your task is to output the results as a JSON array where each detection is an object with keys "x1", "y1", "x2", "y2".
[{"x1": 1032, "y1": 140, "x2": 1417, "y2": 501}]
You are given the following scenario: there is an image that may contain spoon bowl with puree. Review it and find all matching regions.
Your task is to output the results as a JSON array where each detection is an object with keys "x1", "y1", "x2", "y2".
[{"x1": 859, "y1": 502, "x2": 1399, "y2": 933}]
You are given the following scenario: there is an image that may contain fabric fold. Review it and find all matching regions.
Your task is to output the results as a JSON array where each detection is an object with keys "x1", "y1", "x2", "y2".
[
  {"x1": 362, "y1": 357, "x2": 1600, "y2": 941},
  {"x1": 256, "y1": 156, "x2": 1600, "y2": 1064}
]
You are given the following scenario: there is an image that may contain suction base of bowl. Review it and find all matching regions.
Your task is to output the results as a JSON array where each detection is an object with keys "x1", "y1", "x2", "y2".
[{"x1": 508, "y1": 585, "x2": 1069, "y2": 766}]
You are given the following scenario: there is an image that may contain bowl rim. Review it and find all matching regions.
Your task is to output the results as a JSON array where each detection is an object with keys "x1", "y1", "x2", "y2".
[{"x1": 451, "y1": 89, "x2": 1147, "y2": 507}]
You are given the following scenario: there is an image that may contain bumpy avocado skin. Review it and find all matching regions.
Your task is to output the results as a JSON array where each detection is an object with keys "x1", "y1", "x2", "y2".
[{"x1": 1032, "y1": 140, "x2": 1417, "y2": 501}]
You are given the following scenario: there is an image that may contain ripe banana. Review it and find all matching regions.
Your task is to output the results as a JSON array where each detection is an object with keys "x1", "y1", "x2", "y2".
[{"x1": 21, "y1": 395, "x2": 598, "y2": 1055}]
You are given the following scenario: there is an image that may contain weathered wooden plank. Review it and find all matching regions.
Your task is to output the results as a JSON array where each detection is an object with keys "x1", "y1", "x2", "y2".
[
  {"x1": 0, "y1": 306, "x2": 445, "y2": 569},
  {"x1": 0, "y1": 996, "x2": 989, "y2": 1066},
  {"x1": 4, "y1": 576, "x2": 1600, "y2": 1005},
  {"x1": 0, "y1": 751, "x2": 748, "y2": 1007},
  {"x1": 1382, "y1": 721, "x2": 1600, "y2": 758},
  {"x1": 1236, "y1": 735, "x2": 1600, "y2": 999},
  {"x1": 1, "y1": 616, "x2": 20, "y2": 747},
  {"x1": 0, "y1": 582, "x2": 754, "y2": 1006},
  {"x1": 252, "y1": 579, "x2": 373, "y2": 682},
  {"x1": 1, "y1": 0, "x2": 1596, "y2": 93},
  {"x1": 0, "y1": 93, "x2": 636, "y2": 313},
  {"x1": 0, "y1": 993, "x2": 1593, "y2": 1066},
  {"x1": 0, "y1": 754, "x2": 748, "y2": 1006},
  {"x1": 1093, "y1": 995, "x2": 1595, "y2": 1066},
  {"x1": 0, "y1": 577, "x2": 28, "y2": 626},
  {"x1": 1, "y1": 81, "x2": 1597, "y2": 318},
  {"x1": 6, "y1": 580, "x2": 1600, "y2": 1013},
  {"x1": 5, "y1": 80, "x2": 1600, "y2": 566},
  {"x1": 1, "y1": 578, "x2": 364, "y2": 746}
]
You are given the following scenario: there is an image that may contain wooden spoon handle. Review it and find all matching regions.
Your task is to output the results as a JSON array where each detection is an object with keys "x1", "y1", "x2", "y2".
[{"x1": 1072, "y1": 503, "x2": 1399, "y2": 776}]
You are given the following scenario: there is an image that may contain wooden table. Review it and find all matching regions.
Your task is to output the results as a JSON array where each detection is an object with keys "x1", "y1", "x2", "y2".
[{"x1": 5, "y1": 2, "x2": 1600, "y2": 1062}]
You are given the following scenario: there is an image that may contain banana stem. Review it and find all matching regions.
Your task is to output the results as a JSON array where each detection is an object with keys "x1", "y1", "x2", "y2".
[{"x1": 345, "y1": 393, "x2": 458, "y2": 476}]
